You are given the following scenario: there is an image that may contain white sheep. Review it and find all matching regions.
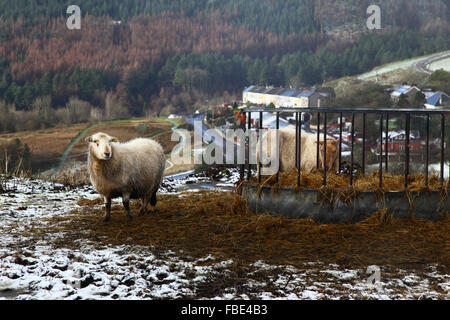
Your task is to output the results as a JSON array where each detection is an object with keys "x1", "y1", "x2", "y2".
[
  {"x1": 257, "y1": 127, "x2": 339, "y2": 175},
  {"x1": 85, "y1": 132, "x2": 166, "y2": 222}
]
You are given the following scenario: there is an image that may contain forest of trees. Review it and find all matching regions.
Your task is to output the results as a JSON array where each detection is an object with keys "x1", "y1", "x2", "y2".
[
  {"x1": 0, "y1": 0, "x2": 449, "y2": 132},
  {"x1": 1, "y1": 0, "x2": 449, "y2": 35}
]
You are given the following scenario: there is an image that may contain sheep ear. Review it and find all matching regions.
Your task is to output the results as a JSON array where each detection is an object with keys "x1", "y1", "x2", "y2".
[
  {"x1": 111, "y1": 137, "x2": 119, "y2": 143},
  {"x1": 85, "y1": 136, "x2": 93, "y2": 143}
]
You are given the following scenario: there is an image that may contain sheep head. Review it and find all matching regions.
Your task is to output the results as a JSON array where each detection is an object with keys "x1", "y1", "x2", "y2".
[
  {"x1": 319, "y1": 139, "x2": 339, "y2": 171},
  {"x1": 85, "y1": 132, "x2": 119, "y2": 161}
]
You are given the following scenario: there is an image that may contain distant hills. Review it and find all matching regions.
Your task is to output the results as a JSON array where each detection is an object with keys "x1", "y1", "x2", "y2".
[{"x1": 0, "y1": 0, "x2": 449, "y2": 131}]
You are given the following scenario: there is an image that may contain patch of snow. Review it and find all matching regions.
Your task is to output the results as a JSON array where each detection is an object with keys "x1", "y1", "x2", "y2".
[{"x1": 428, "y1": 57, "x2": 450, "y2": 72}]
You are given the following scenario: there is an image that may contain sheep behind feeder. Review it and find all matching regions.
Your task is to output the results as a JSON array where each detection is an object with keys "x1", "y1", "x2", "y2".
[{"x1": 257, "y1": 128, "x2": 339, "y2": 175}]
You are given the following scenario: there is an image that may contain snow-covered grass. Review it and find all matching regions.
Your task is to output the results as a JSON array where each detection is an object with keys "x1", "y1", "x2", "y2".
[
  {"x1": 429, "y1": 57, "x2": 450, "y2": 72},
  {"x1": 0, "y1": 176, "x2": 448, "y2": 300},
  {"x1": 358, "y1": 55, "x2": 434, "y2": 81},
  {"x1": 326, "y1": 51, "x2": 449, "y2": 94}
]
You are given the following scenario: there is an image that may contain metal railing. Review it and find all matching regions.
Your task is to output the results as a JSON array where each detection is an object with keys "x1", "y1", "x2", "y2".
[{"x1": 241, "y1": 107, "x2": 450, "y2": 190}]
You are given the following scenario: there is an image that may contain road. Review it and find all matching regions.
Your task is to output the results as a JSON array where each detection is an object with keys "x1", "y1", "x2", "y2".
[
  {"x1": 412, "y1": 50, "x2": 450, "y2": 75},
  {"x1": 184, "y1": 114, "x2": 245, "y2": 164}
]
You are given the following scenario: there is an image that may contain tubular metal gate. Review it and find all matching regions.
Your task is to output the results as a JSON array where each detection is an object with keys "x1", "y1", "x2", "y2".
[{"x1": 240, "y1": 107, "x2": 450, "y2": 190}]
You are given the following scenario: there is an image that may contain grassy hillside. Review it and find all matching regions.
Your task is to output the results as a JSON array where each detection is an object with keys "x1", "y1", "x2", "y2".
[{"x1": 325, "y1": 52, "x2": 450, "y2": 96}]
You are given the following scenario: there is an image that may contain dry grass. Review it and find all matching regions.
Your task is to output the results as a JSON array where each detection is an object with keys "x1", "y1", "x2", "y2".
[
  {"x1": 69, "y1": 120, "x2": 173, "y2": 156},
  {"x1": 0, "y1": 119, "x2": 175, "y2": 161},
  {"x1": 36, "y1": 191, "x2": 450, "y2": 271},
  {"x1": 0, "y1": 119, "x2": 179, "y2": 178},
  {"x1": 251, "y1": 170, "x2": 449, "y2": 192},
  {"x1": 154, "y1": 131, "x2": 179, "y2": 155},
  {"x1": 0, "y1": 124, "x2": 89, "y2": 159}
]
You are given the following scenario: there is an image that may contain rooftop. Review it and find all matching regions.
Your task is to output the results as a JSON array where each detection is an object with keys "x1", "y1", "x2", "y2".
[
  {"x1": 426, "y1": 92, "x2": 449, "y2": 106},
  {"x1": 391, "y1": 85, "x2": 420, "y2": 97}
]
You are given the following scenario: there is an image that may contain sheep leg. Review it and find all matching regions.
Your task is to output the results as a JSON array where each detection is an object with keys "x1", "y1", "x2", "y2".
[
  {"x1": 122, "y1": 193, "x2": 133, "y2": 221},
  {"x1": 103, "y1": 197, "x2": 111, "y2": 222},
  {"x1": 138, "y1": 197, "x2": 149, "y2": 216},
  {"x1": 150, "y1": 191, "x2": 157, "y2": 207}
]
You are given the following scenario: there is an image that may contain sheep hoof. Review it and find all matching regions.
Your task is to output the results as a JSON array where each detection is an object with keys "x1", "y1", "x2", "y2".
[
  {"x1": 138, "y1": 209, "x2": 147, "y2": 217},
  {"x1": 103, "y1": 215, "x2": 111, "y2": 223},
  {"x1": 127, "y1": 214, "x2": 134, "y2": 222}
]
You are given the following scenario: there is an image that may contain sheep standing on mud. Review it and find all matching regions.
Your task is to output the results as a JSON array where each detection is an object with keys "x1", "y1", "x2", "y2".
[
  {"x1": 86, "y1": 132, "x2": 166, "y2": 222},
  {"x1": 257, "y1": 127, "x2": 339, "y2": 175}
]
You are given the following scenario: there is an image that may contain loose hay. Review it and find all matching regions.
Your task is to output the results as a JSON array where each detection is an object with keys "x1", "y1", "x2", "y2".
[{"x1": 38, "y1": 191, "x2": 450, "y2": 271}]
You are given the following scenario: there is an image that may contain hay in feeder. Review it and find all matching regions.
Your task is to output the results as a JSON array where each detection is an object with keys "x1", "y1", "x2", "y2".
[{"x1": 250, "y1": 170, "x2": 448, "y2": 192}]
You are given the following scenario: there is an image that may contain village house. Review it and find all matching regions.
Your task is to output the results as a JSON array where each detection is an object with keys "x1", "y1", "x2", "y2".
[
  {"x1": 390, "y1": 85, "x2": 449, "y2": 109},
  {"x1": 376, "y1": 130, "x2": 424, "y2": 162},
  {"x1": 243, "y1": 85, "x2": 268, "y2": 105},
  {"x1": 390, "y1": 85, "x2": 421, "y2": 105},
  {"x1": 243, "y1": 85, "x2": 335, "y2": 109},
  {"x1": 424, "y1": 92, "x2": 450, "y2": 109}
]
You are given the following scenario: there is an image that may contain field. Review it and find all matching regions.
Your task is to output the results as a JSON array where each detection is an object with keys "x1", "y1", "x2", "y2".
[
  {"x1": 67, "y1": 119, "x2": 175, "y2": 156},
  {"x1": 0, "y1": 176, "x2": 448, "y2": 300},
  {"x1": 0, "y1": 115, "x2": 448, "y2": 300},
  {"x1": 0, "y1": 124, "x2": 90, "y2": 166},
  {"x1": 0, "y1": 118, "x2": 183, "y2": 182},
  {"x1": 429, "y1": 57, "x2": 450, "y2": 72},
  {"x1": 325, "y1": 51, "x2": 450, "y2": 95}
]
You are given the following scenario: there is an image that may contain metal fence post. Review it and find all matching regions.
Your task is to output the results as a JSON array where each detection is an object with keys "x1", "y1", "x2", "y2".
[
  {"x1": 379, "y1": 113, "x2": 384, "y2": 189},
  {"x1": 362, "y1": 113, "x2": 366, "y2": 175},
  {"x1": 350, "y1": 113, "x2": 355, "y2": 187},
  {"x1": 339, "y1": 112, "x2": 343, "y2": 173},
  {"x1": 385, "y1": 114, "x2": 389, "y2": 172},
  {"x1": 426, "y1": 114, "x2": 430, "y2": 188},
  {"x1": 441, "y1": 114, "x2": 445, "y2": 188},
  {"x1": 258, "y1": 111, "x2": 263, "y2": 184},
  {"x1": 276, "y1": 111, "x2": 280, "y2": 183},
  {"x1": 247, "y1": 112, "x2": 252, "y2": 181},
  {"x1": 316, "y1": 112, "x2": 321, "y2": 169},
  {"x1": 298, "y1": 113, "x2": 302, "y2": 188},
  {"x1": 405, "y1": 114, "x2": 411, "y2": 190},
  {"x1": 323, "y1": 112, "x2": 327, "y2": 186}
]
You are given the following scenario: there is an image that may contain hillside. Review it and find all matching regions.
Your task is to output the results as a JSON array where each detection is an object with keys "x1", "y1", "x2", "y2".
[
  {"x1": 0, "y1": 1, "x2": 449, "y2": 132},
  {"x1": 1, "y1": 0, "x2": 449, "y2": 35},
  {"x1": 326, "y1": 51, "x2": 450, "y2": 96}
]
